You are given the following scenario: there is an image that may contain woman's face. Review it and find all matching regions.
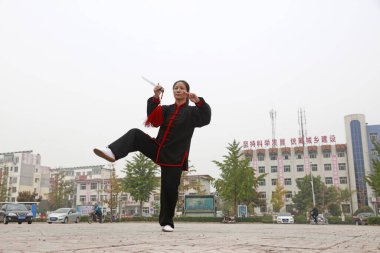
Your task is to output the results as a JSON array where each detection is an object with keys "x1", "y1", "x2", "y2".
[{"x1": 173, "y1": 82, "x2": 188, "y2": 100}]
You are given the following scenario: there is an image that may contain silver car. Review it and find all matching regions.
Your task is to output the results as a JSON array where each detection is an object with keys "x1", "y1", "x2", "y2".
[{"x1": 47, "y1": 208, "x2": 80, "y2": 224}]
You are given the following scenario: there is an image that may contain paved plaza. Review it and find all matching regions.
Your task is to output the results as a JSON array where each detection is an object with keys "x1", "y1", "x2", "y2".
[{"x1": 1, "y1": 222, "x2": 379, "y2": 253}]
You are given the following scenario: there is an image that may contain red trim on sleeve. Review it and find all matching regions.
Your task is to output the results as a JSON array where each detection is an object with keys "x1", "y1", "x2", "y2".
[
  {"x1": 152, "y1": 97, "x2": 160, "y2": 103},
  {"x1": 195, "y1": 100, "x2": 203, "y2": 107}
]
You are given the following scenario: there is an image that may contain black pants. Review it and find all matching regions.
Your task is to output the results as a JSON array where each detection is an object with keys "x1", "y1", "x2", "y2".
[{"x1": 108, "y1": 128, "x2": 182, "y2": 228}]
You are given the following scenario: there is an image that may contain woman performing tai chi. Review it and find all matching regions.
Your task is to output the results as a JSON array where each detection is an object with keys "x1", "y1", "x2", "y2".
[{"x1": 93, "y1": 80, "x2": 211, "y2": 232}]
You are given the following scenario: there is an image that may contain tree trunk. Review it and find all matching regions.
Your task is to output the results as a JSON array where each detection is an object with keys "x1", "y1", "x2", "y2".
[{"x1": 140, "y1": 201, "x2": 143, "y2": 215}]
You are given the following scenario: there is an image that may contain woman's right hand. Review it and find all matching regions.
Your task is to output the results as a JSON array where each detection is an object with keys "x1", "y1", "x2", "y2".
[{"x1": 154, "y1": 84, "x2": 164, "y2": 98}]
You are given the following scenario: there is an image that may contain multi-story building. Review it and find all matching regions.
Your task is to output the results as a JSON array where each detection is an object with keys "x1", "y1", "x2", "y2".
[
  {"x1": 345, "y1": 114, "x2": 380, "y2": 213},
  {"x1": 50, "y1": 165, "x2": 112, "y2": 208},
  {"x1": 243, "y1": 144, "x2": 350, "y2": 214},
  {"x1": 0, "y1": 151, "x2": 51, "y2": 202}
]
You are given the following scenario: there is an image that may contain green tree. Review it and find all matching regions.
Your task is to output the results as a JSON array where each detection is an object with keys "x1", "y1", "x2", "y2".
[
  {"x1": 213, "y1": 140, "x2": 265, "y2": 216},
  {"x1": 0, "y1": 168, "x2": 8, "y2": 202},
  {"x1": 292, "y1": 175, "x2": 327, "y2": 214},
  {"x1": 104, "y1": 165, "x2": 122, "y2": 216},
  {"x1": 271, "y1": 179, "x2": 285, "y2": 212},
  {"x1": 17, "y1": 190, "x2": 42, "y2": 202},
  {"x1": 123, "y1": 152, "x2": 159, "y2": 215},
  {"x1": 366, "y1": 141, "x2": 380, "y2": 196},
  {"x1": 48, "y1": 171, "x2": 75, "y2": 209}
]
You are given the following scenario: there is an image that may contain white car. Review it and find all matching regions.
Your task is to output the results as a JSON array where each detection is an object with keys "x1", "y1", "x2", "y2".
[
  {"x1": 47, "y1": 208, "x2": 81, "y2": 224},
  {"x1": 276, "y1": 212, "x2": 294, "y2": 224}
]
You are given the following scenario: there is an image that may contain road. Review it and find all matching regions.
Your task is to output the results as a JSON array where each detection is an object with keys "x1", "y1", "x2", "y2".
[{"x1": 1, "y1": 222, "x2": 379, "y2": 252}]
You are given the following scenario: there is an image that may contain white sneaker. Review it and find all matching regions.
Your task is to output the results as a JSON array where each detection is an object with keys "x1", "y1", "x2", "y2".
[
  {"x1": 93, "y1": 147, "x2": 116, "y2": 162},
  {"x1": 162, "y1": 225, "x2": 174, "y2": 232}
]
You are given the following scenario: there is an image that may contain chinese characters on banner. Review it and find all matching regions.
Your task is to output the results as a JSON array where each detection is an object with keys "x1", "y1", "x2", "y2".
[
  {"x1": 278, "y1": 156, "x2": 284, "y2": 187},
  {"x1": 252, "y1": 158, "x2": 258, "y2": 175},
  {"x1": 332, "y1": 155, "x2": 339, "y2": 187},
  {"x1": 242, "y1": 135, "x2": 336, "y2": 150},
  {"x1": 304, "y1": 155, "x2": 310, "y2": 175}
]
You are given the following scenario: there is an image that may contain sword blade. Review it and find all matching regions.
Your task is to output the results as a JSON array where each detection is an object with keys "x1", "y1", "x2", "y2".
[{"x1": 141, "y1": 76, "x2": 157, "y2": 86}]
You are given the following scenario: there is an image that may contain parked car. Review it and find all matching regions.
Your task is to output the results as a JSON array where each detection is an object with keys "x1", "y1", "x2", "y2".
[
  {"x1": 47, "y1": 208, "x2": 81, "y2": 224},
  {"x1": 276, "y1": 212, "x2": 295, "y2": 224},
  {"x1": 353, "y1": 212, "x2": 375, "y2": 225},
  {"x1": 0, "y1": 203, "x2": 33, "y2": 224}
]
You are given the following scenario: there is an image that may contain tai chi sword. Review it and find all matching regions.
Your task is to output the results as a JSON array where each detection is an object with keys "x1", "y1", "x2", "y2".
[{"x1": 141, "y1": 76, "x2": 164, "y2": 92}]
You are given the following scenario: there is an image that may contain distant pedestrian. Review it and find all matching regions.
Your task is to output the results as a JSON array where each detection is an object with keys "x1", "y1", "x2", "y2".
[{"x1": 94, "y1": 80, "x2": 211, "y2": 232}]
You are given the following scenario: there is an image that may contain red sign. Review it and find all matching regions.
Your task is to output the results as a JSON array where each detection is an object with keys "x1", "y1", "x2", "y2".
[{"x1": 242, "y1": 135, "x2": 336, "y2": 150}]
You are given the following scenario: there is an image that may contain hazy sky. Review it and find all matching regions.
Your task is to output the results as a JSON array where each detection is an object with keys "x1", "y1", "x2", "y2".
[{"x1": 1, "y1": 0, "x2": 380, "y2": 179}]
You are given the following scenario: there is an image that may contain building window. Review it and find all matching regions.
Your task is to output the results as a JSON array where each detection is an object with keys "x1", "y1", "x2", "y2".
[
  {"x1": 35, "y1": 168, "x2": 38, "y2": 173},
  {"x1": 76, "y1": 172, "x2": 81, "y2": 176},
  {"x1": 87, "y1": 171, "x2": 92, "y2": 176},
  {"x1": 259, "y1": 192, "x2": 266, "y2": 199},
  {"x1": 311, "y1": 164, "x2": 318, "y2": 171},
  {"x1": 340, "y1": 177, "x2": 348, "y2": 184},
  {"x1": 369, "y1": 133, "x2": 378, "y2": 143},
  {"x1": 258, "y1": 180, "x2": 266, "y2": 186},
  {"x1": 270, "y1": 155, "x2": 277, "y2": 161},
  {"x1": 285, "y1": 191, "x2": 292, "y2": 199},
  {"x1": 90, "y1": 195, "x2": 97, "y2": 202},
  {"x1": 93, "y1": 169, "x2": 101, "y2": 175},
  {"x1": 284, "y1": 178, "x2": 292, "y2": 185},
  {"x1": 34, "y1": 178, "x2": 39, "y2": 183},
  {"x1": 258, "y1": 166, "x2": 265, "y2": 173},
  {"x1": 337, "y1": 152, "x2": 345, "y2": 158},
  {"x1": 323, "y1": 152, "x2": 331, "y2": 158},
  {"x1": 325, "y1": 177, "x2": 333, "y2": 184},
  {"x1": 283, "y1": 154, "x2": 289, "y2": 160},
  {"x1": 12, "y1": 177, "x2": 17, "y2": 183},
  {"x1": 11, "y1": 197, "x2": 16, "y2": 202},
  {"x1": 14, "y1": 167, "x2": 18, "y2": 173},
  {"x1": 284, "y1": 165, "x2": 291, "y2": 172},
  {"x1": 296, "y1": 165, "x2": 304, "y2": 172},
  {"x1": 12, "y1": 187, "x2": 17, "y2": 193},
  {"x1": 309, "y1": 153, "x2": 317, "y2": 159},
  {"x1": 258, "y1": 154, "x2": 265, "y2": 161},
  {"x1": 80, "y1": 183, "x2": 86, "y2": 190},
  {"x1": 338, "y1": 163, "x2": 346, "y2": 170},
  {"x1": 80, "y1": 195, "x2": 86, "y2": 202},
  {"x1": 296, "y1": 154, "x2": 303, "y2": 159},
  {"x1": 271, "y1": 179, "x2": 277, "y2": 185},
  {"x1": 91, "y1": 183, "x2": 98, "y2": 190},
  {"x1": 342, "y1": 204, "x2": 351, "y2": 214},
  {"x1": 271, "y1": 166, "x2": 278, "y2": 173},
  {"x1": 324, "y1": 164, "x2": 332, "y2": 171},
  {"x1": 260, "y1": 205, "x2": 267, "y2": 213}
]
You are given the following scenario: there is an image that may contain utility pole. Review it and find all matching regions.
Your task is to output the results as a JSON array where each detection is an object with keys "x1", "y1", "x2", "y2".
[{"x1": 310, "y1": 173, "x2": 316, "y2": 207}]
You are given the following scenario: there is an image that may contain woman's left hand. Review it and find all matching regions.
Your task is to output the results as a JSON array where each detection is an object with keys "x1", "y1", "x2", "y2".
[{"x1": 187, "y1": 92, "x2": 200, "y2": 103}]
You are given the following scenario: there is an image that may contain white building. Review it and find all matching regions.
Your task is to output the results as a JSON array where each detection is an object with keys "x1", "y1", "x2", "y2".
[
  {"x1": 0, "y1": 150, "x2": 51, "y2": 202},
  {"x1": 50, "y1": 165, "x2": 112, "y2": 209},
  {"x1": 243, "y1": 144, "x2": 350, "y2": 214}
]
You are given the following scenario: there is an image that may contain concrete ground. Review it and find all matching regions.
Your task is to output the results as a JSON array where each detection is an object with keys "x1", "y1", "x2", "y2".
[{"x1": 1, "y1": 222, "x2": 379, "y2": 253}]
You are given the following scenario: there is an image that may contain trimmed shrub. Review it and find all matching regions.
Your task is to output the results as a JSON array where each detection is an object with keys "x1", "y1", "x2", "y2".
[
  {"x1": 261, "y1": 215, "x2": 274, "y2": 223},
  {"x1": 294, "y1": 215, "x2": 307, "y2": 224},
  {"x1": 367, "y1": 217, "x2": 380, "y2": 225}
]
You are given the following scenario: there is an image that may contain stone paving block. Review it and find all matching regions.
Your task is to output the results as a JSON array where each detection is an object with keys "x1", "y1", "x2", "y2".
[{"x1": 0, "y1": 222, "x2": 379, "y2": 252}]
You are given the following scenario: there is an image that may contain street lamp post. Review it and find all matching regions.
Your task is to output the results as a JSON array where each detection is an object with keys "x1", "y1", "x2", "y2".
[{"x1": 310, "y1": 173, "x2": 316, "y2": 207}]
